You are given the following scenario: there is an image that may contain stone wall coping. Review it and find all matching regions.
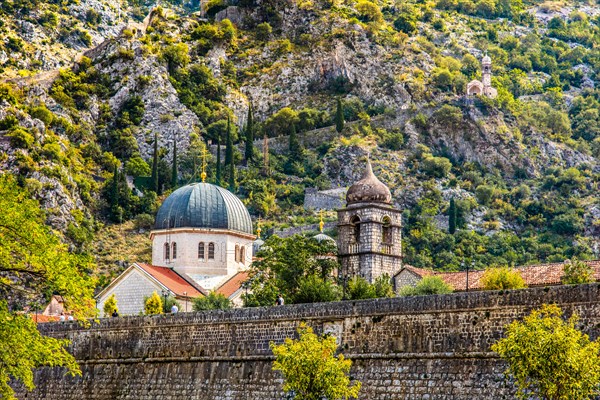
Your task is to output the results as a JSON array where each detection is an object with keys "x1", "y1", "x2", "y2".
[{"x1": 39, "y1": 283, "x2": 600, "y2": 335}]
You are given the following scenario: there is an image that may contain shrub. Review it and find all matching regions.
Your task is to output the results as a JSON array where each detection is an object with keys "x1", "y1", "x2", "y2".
[
  {"x1": 255, "y1": 22, "x2": 272, "y2": 41},
  {"x1": 481, "y1": 267, "x2": 526, "y2": 290},
  {"x1": 29, "y1": 105, "x2": 54, "y2": 126},
  {"x1": 355, "y1": 0, "x2": 383, "y2": 23},
  {"x1": 399, "y1": 276, "x2": 453, "y2": 296},
  {"x1": 0, "y1": 114, "x2": 18, "y2": 130},
  {"x1": 294, "y1": 274, "x2": 342, "y2": 303},
  {"x1": 421, "y1": 156, "x2": 452, "y2": 178},
  {"x1": 562, "y1": 258, "x2": 594, "y2": 285},
  {"x1": 144, "y1": 291, "x2": 163, "y2": 315},
  {"x1": 433, "y1": 105, "x2": 463, "y2": 128},
  {"x1": 192, "y1": 292, "x2": 232, "y2": 311},
  {"x1": 103, "y1": 294, "x2": 118, "y2": 317},
  {"x1": 7, "y1": 127, "x2": 35, "y2": 149}
]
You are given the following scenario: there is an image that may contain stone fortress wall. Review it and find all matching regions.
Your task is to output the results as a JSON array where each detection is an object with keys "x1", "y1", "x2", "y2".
[{"x1": 15, "y1": 284, "x2": 600, "y2": 399}]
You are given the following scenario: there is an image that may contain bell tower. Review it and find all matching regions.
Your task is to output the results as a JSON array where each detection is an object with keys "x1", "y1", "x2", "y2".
[
  {"x1": 482, "y1": 54, "x2": 492, "y2": 89},
  {"x1": 337, "y1": 159, "x2": 402, "y2": 284}
]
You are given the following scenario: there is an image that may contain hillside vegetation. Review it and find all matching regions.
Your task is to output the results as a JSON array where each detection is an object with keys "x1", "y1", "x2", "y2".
[{"x1": 1, "y1": 0, "x2": 599, "y2": 285}]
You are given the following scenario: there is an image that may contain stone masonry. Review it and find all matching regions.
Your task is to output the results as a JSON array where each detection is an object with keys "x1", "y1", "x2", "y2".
[{"x1": 13, "y1": 284, "x2": 600, "y2": 399}]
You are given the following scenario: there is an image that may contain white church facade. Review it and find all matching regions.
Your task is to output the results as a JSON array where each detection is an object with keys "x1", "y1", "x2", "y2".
[
  {"x1": 466, "y1": 54, "x2": 497, "y2": 99},
  {"x1": 96, "y1": 182, "x2": 257, "y2": 315}
]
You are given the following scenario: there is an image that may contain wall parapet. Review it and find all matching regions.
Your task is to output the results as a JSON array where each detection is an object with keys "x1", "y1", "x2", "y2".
[{"x1": 19, "y1": 284, "x2": 600, "y2": 400}]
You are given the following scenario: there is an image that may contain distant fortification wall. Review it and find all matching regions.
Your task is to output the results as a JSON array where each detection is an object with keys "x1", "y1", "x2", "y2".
[{"x1": 14, "y1": 284, "x2": 600, "y2": 399}]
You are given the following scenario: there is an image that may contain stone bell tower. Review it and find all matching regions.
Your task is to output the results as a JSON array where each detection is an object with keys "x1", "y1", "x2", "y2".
[{"x1": 337, "y1": 159, "x2": 402, "y2": 284}]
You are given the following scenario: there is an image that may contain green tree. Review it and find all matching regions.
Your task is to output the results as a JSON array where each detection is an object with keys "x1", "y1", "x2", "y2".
[
  {"x1": 562, "y1": 258, "x2": 593, "y2": 285},
  {"x1": 151, "y1": 132, "x2": 159, "y2": 193},
  {"x1": 288, "y1": 123, "x2": 302, "y2": 163},
  {"x1": 264, "y1": 107, "x2": 299, "y2": 137},
  {"x1": 144, "y1": 292, "x2": 163, "y2": 315},
  {"x1": 0, "y1": 174, "x2": 96, "y2": 399},
  {"x1": 335, "y1": 98, "x2": 344, "y2": 133},
  {"x1": 192, "y1": 292, "x2": 233, "y2": 311},
  {"x1": 225, "y1": 116, "x2": 233, "y2": 167},
  {"x1": 294, "y1": 274, "x2": 342, "y2": 303},
  {"x1": 448, "y1": 197, "x2": 457, "y2": 234},
  {"x1": 481, "y1": 267, "x2": 526, "y2": 290},
  {"x1": 492, "y1": 304, "x2": 600, "y2": 400},
  {"x1": 161, "y1": 43, "x2": 190, "y2": 74},
  {"x1": 399, "y1": 276, "x2": 453, "y2": 296},
  {"x1": 103, "y1": 294, "x2": 118, "y2": 317},
  {"x1": 171, "y1": 138, "x2": 178, "y2": 188},
  {"x1": 245, "y1": 105, "x2": 254, "y2": 163},
  {"x1": 216, "y1": 139, "x2": 222, "y2": 186},
  {"x1": 346, "y1": 275, "x2": 394, "y2": 300},
  {"x1": 228, "y1": 153, "x2": 236, "y2": 191},
  {"x1": 163, "y1": 296, "x2": 181, "y2": 313},
  {"x1": 271, "y1": 324, "x2": 361, "y2": 400},
  {"x1": 243, "y1": 235, "x2": 339, "y2": 306}
]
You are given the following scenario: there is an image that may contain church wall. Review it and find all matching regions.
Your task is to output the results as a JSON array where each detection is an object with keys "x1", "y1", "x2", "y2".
[
  {"x1": 96, "y1": 268, "x2": 164, "y2": 316},
  {"x1": 16, "y1": 284, "x2": 600, "y2": 399},
  {"x1": 151, "y1": 230, "x2": 252, "y2": 276}
]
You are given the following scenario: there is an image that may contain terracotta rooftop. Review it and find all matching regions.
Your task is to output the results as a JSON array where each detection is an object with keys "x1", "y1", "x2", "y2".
[
  {"x1": 403, "y1": 260, "x2": 600, "y2": 291},
  {"x1": 217, "y1": 271, "x2": 249, "y2": 298},
  {"x1": 137, "y1": 263, "x2": 203, "y2": 298},
  {"x1": 30, "y1": 314, "x2": 60, "y2": 323}
]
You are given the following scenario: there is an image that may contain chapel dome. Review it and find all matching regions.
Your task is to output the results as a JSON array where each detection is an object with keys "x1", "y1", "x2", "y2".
[
  {"x1": 346, "y1": 159, "x2": 392, "y2": 205},
  {"x1": 482, "y1": 54, "x2": 491, "y2": 64},
  {"x1": 155, "y1": 183, "x2": 253, "y2": 235},
  {"x1": 313, "y1": 233, "x2": 336, "y2": 245}
]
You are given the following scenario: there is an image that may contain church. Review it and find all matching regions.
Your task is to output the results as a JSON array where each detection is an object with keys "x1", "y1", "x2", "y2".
[
  {"x1": 96, "y1": 157, "x2": 405, "y2": 315},
  {"x1": 466, "y1": 54, "x2": 497, "y2": 99},
  {"x1": 96, "y1": 180, "x2": 258, "y2": 315}
]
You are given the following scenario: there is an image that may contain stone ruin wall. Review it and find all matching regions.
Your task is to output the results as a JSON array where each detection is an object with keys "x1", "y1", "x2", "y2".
[{"x1": 14, "y1": 284, "x2": 600, "y2": 400}]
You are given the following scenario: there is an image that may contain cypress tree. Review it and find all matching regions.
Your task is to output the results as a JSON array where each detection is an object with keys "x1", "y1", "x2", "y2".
[
  {"x1": 111, "y1": 163, "x2": 119, "y2": 209},
  {"x1": 288, "y1": 123, "x2": 301, "y2": 162},
  {"x1": 171, "y1": 138, "x2": 177, "y2": 188},
  {"x1": 225, "y1": 116, "x2": 233, "y2": 167},
  {"x1": 245, "y1": 106, "x2": 254, "y2": 163},
  {"x1": 216, "y1": 138, "x2": 222, "y2": 186},
  {"x1": 448, "y1": 197, "x2": 457, "y2": 234},
  {"x1": 335, "y1": 98, "x2": 344, "y2": 133},
  {"x1": 151, "y1": 132, "x2": 159, "y2": 193},
  {"x1": 228, "y1": 155, "x2": 235, "y2": 191}
]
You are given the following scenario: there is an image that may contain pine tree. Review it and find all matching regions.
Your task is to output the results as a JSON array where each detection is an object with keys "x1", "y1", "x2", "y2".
[
  {"x1": 448, "y1": 197, "x2": 457, "y2": 234},
  {"x1": 111, "y1": 163, "x2": 119, "y2": 208},
  {"x1": 151, "y1": 132, "x2": 159, "y2": 193},
  {"x1": 171, "y1": 138, "x2": 178, "y2": 188},
  {"x1": 335, "y1": 98, "x2": 344, "y2": 133},
  {"x1": 216, "y1": 138, "x2": 222, "y2": 186},
  {"x1": 245, "y1": 106, "x2": 254, "y2": 164}
]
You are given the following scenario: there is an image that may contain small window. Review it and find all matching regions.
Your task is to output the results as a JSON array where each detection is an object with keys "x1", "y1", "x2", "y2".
[
  {"x1": 198, "y1": 242, "x2": 205, "y2": 260},
  {"x1": 240, "y1": 246, "x2": 245, "y2": 265},
  {"x1": 382, "y1": 216, "x2": 392, "y2": 244},
  {"x1": 172, "y1": 242, "x2": 177, "y2": 259},
  {"x1": 235, "y1": 245, "x2": 240, "y2": 262},
  {"x1": 164, "y1": 242, "x2": 170, "y2": 260},
  {"x1": 208, "y1": 243, "x2": 215, "y2": 259}
]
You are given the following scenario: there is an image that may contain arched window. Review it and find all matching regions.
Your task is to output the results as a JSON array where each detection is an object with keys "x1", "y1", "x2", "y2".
[
  {"x1": 240, "y1": 246, "x2": 246, "y2": 265},
  {"x1": 208, "y1": 243, "x2": 215, "y2": 259},
  {"x1": 350, "y1": 215, "x2": 361, "y2": 243},
  {"x1": 235, "y1": 245, "x2": 240, "y2": 262},
  {"x1": 198, "y1": 242, "x2": 205, "y2": 260},
  {"x1": 171, "y1": 242, "x2": 177, "y2": 259},
  {"x1": 164, "y1": 242, "x2": 170, "y2": 260},
  {"x1": 382, "y1": 216, "x2": 392, "y2": 244}
]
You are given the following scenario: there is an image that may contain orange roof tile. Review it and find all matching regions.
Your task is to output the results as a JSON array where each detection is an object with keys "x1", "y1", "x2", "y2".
[
  {"x1": 423, "y1": 260, "x2": 600, "y2": 291},
  {"x1": 31, "y1": 314, "x2": 60, "y2": 323},
  {"x1": 217, "y1": 271, "x2": 249, "y2": 298},
  {"x1": 137, "y1": 263, "x2": 203, "y2": 298}
]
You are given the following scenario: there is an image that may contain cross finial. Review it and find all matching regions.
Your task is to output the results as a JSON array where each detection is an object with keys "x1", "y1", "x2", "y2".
[
  {"x1": 319, "y1": 210, "x2": 324, "y2": 233},
  {"x1": 200, "y1": 146, "x2": 208, "y2": 183}
]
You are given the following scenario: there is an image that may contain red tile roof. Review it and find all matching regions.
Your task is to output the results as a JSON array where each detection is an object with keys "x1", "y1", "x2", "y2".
[
  {"x1": 137, "y1": 263, "x2": 203, "y2": 298},
  {"x1": 30, "y1": 314, "x2": 60, "y2": 323},
  {"x1": 402, "y1": 260, "x2": 600, "y2": 291},
  {"x1": 217, "y1": 271, "x2": 249, "y2": 298}
]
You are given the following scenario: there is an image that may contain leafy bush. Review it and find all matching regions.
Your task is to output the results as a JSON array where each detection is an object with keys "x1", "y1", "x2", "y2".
[
  {"x1": 144, "y1": 292, "x2": 163, "y2": 315},
  {"x1": 7, "y1": 127, "x2": 35, "y2": 149},
  {"x1": 103, "y1": 294, "x2": 118, "y2": 317},
  {"x1": 192, "y1": 292, "x2": 232, "y2": 311},
  {"x1": 256, "y1": 22, "x2": 272, "y2": 41},
  {"x1": 481, "y1": 267, "x2": 526, "y2": 290},
  {"x1": 399, "y1": 276, "x2": 453, "y2": 296},
  {"x1": 562, "y1": 258, "x2": 593, "y2": 285}
]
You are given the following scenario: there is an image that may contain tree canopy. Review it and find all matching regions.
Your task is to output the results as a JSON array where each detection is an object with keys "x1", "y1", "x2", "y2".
[
  {"x1": 271, "y1": 323, "x2": 361, "y2": 400},
  {"x1": 0, "y1": 174, "x2": 96, "y2": 399},
  {"x1": 492, "y1": 304, "x2": 600, "y2": 400}
]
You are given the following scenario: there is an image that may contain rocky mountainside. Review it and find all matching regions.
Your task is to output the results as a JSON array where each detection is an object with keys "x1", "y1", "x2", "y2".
[{"x1": 1, "y1": 0, "x2": 600, "y2": 278}]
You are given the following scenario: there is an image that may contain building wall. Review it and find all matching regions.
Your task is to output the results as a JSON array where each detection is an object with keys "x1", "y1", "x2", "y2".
[
  {"x1": 96, "y1": 268, "x2": 164, "y2": 316},
  {"x1": 151, "y1": 229, "x2": 253, "y2": 277},
  {"x1": 15, "y1": 284, "x2": 600, "y2": 399}
]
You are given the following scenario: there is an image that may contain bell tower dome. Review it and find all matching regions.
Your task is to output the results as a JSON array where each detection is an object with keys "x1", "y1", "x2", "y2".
[{"x1": 337, "y1": 158, "x2": 402, "y2": 284}]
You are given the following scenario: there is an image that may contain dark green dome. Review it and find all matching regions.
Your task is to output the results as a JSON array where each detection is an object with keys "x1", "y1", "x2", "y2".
[{"x1": 155, "y1": 183, "x2": 253, "y2": 235}]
